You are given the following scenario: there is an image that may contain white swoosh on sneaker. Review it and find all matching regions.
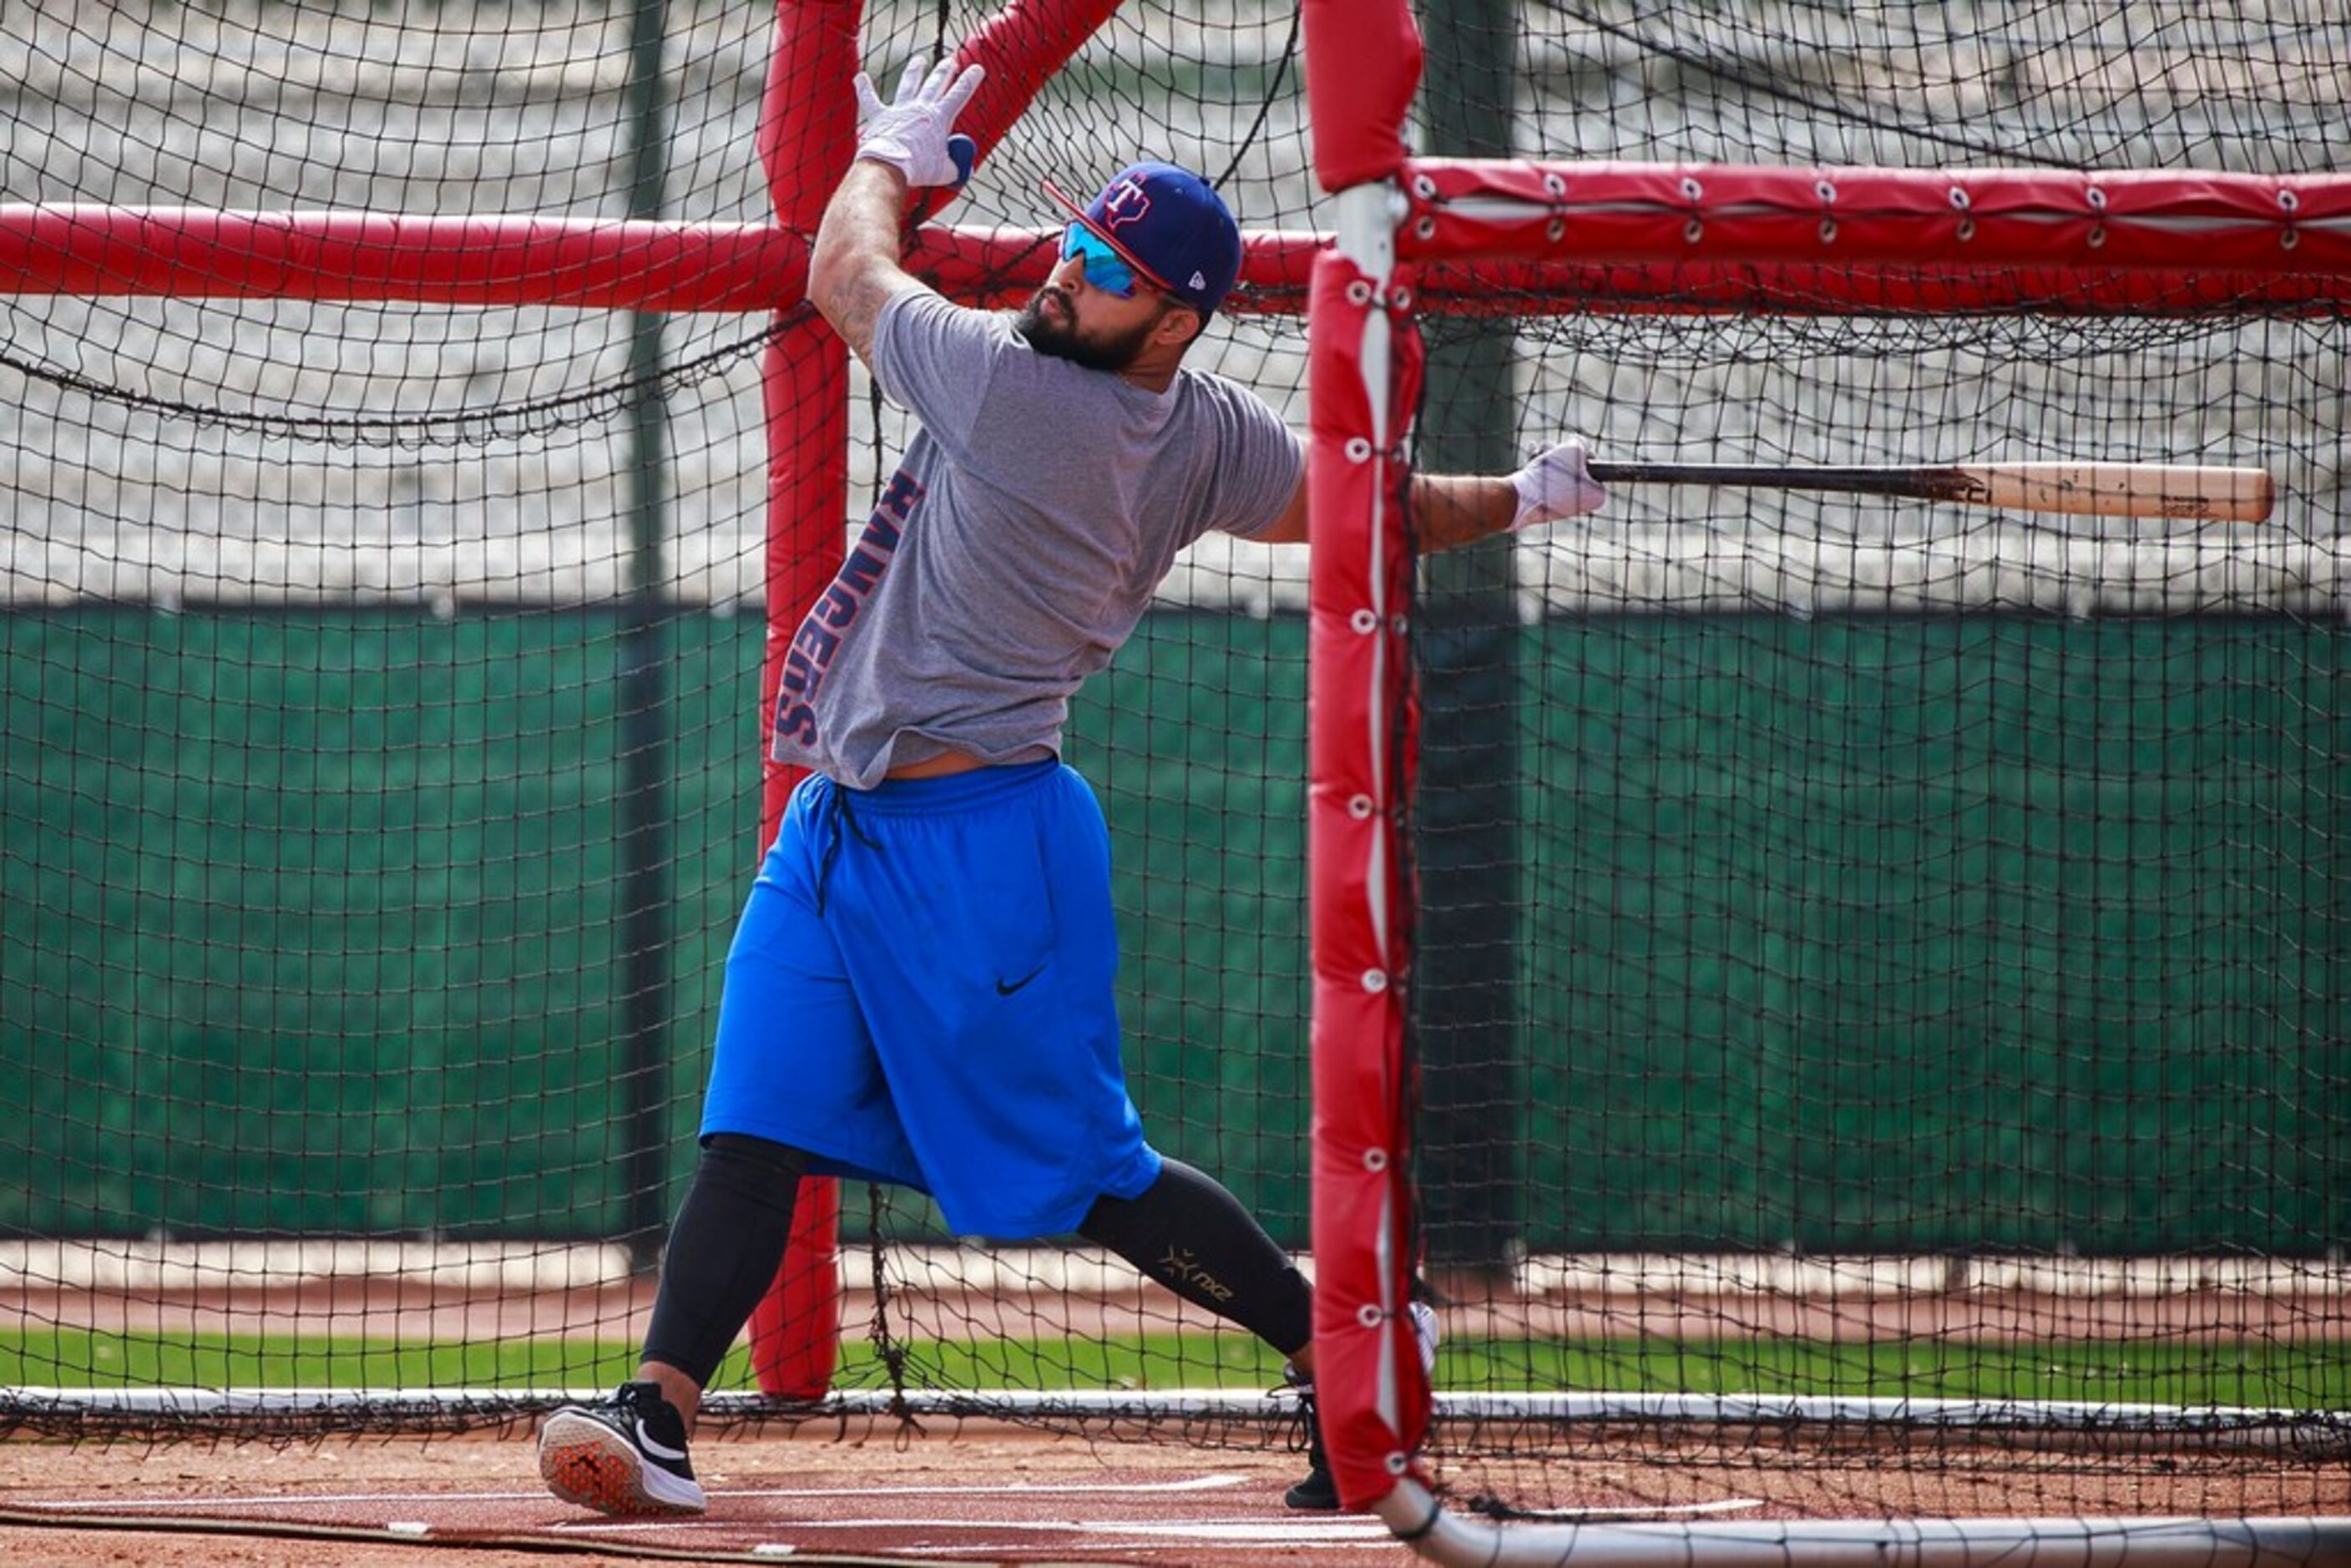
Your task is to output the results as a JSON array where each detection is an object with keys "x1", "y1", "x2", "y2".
[{"x1": 634, "y1": 1418, "x2": 688, "y2": 1464}]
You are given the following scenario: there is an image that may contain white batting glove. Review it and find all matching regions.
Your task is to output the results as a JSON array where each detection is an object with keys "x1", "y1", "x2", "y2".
[
  {"x1": 1508, "y1": 438, "x2": 1606, "y2": 530},
  {"x1": 853, "y1": 56, "x2": 984, "y2": 188}
]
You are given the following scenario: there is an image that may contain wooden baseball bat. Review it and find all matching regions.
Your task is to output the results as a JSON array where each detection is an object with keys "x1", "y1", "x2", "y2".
[{"x1": 1584, "y1": 460, "x2": 2273, "y2": 523}]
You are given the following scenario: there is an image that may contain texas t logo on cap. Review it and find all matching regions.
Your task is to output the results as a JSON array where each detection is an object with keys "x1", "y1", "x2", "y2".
[
  {"x1": 1044, "y1": 161, "x2": 1242, "y2": 316},
  {"x1": 1099, "y1": 177, "x2": 1153, "y2": 229}
]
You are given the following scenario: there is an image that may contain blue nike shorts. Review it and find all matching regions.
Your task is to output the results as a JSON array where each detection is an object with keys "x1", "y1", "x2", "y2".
[{"x1": 700, "y1": 759, "x2": 1162, "y2": 1238}]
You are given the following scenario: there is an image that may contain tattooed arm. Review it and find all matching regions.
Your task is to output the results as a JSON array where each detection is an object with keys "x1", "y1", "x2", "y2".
[{"x1": 808, "y1": 159, "x2": 927, "y2": 371}]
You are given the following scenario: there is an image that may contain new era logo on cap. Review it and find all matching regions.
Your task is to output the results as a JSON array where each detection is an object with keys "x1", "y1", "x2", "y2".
[{"x1": 1044, "y1": 161, "x2": 1241, "y2": 316}]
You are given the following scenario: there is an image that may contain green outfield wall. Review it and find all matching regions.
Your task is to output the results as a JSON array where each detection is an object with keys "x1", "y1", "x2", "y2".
[{"x1": 3, "y1": 609, "x2": 2341, "y2": 1252}]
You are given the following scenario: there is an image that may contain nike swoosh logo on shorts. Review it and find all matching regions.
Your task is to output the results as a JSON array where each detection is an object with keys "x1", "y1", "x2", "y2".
[
  {"x1": 635, "y1": 1418, "x2": 689, "y2": 1464},
  {"x1": 995, "y1": 963, "x2": 1047, "y2": 996}
]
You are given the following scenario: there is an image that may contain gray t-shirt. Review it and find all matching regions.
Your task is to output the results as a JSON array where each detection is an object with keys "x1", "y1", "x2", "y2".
[{"x1": 771, "y1": 288, "x2": 1305, "y2": 788}]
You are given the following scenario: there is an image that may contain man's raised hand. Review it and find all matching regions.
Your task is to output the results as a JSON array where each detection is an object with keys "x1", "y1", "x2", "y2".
[{"x1": 853, "y1": 56, "x2": 983, "y2": 189}]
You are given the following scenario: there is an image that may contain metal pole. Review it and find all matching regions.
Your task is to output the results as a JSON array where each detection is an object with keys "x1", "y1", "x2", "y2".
[
  {"x1": 617, "y1": 0, "x2": 675, "y2": 1269},
  {"x1": 1413, "y1": 0, "x2": 1524, "y2": 1276}
]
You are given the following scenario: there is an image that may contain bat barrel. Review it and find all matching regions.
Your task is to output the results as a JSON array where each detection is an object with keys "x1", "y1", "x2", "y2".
[{"x1": 1585, "y1": 461, "x2": 2274, "y2": 522}]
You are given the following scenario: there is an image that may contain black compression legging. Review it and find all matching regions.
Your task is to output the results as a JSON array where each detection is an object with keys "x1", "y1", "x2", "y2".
[
  {"x1": 641, "y1": 1133, "x2": 807, "y2": 1389},
  {"x1": 1078, "y1": 1156, "x2": 1312, "y2": 1358},
  {"x1": 643, "y1": 1140, "x2": 1312, "y2": 1384}
]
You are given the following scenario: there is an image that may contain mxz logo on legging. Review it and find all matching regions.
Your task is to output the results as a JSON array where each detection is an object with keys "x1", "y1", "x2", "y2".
[{"x1": 1156, "y1": 1247, "x2": 1235, "y2": 1302}]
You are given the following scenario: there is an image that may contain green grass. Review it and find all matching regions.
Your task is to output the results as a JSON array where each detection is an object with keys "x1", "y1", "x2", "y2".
[
  {"x1": 0, "y1": 1329, "x2": 1288, "y2": 1395},
  {"x1": 4, "y1": 1330, "x2": 2342, "y2": 1410},
  {"x1": 1438, "y1": 1337, "x2": 2351, "y2": 1409}
]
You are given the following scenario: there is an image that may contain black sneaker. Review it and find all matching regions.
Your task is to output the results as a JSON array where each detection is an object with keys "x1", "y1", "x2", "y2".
[
  {"x1": 1282, "y1": 1373, "x2": 1338, "y2": 1511},
  {"x1": 1281, "y1": 1304, "x2": 1441, "y2": 1513},
  {"x1": 538, "y1": 1380, "x2": 708, "y2": 1517}
]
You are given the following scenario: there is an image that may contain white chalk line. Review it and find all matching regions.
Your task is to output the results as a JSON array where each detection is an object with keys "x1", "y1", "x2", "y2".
[
  {"x1": 561, "y1": 1515, "x2": 1398, "y2": 1544},
  {"x1": 555, "y1": 1499, "x2": 1767, "y2": 1545},
  {"x1": 13, "y1": 1472, "x2": 1256, "y2": 1512}
]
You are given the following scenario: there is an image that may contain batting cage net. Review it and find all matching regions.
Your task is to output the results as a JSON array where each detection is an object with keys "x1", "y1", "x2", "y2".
[
  {"x1": 0, "y1": 0, "x2": 1322, "y2": 1445},
  {"x1": 1304, "y1": 0, "x2": 2351, "y2": 1553},
  {"x1": 1, "y1": 0, "x2": 2347, "y2": 1555}
]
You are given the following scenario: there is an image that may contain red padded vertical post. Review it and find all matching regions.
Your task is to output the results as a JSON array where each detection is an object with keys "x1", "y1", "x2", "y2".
[
  {"x1": 745, "y1": 0, "x2": 863, "y2": 1401},
  {"x1": 741, "y1": 0, "x2": 1129, "y2": 1405},
  {"x1": 1304, "y1": 240, "x2": 1430, "y2": 1511},
  {"x1": 1303, "y1": 0, "x2": 1432, "y2": 1514}
]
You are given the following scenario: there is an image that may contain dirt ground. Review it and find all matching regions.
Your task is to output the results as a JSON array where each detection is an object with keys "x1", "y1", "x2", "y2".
[
  {"x1": 5, "y1": 1419, "x2": 2346, "y2": 1568},
  {"x1": 2, "y1": 1425, "x2": 1398, "y2": 1567}
]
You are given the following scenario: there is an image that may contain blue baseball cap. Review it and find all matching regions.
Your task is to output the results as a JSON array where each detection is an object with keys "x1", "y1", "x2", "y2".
[{"x1": 1044, "y1": 161, "x2": 1242, "y2": 316}]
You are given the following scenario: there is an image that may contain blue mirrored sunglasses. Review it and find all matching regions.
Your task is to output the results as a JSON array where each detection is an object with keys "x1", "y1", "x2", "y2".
[{"x1": 1060, "y1": 221, "x2": 1139, "y2": 297}]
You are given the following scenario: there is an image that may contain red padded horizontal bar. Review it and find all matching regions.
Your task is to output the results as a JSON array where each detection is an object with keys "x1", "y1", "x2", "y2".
[
  {"x1": 0, "y1": 206, "x2": 809, "y2": 311},
  {"x1": 4, "y1": 197, "x2": 2343, "y2": 317},
  {"x1": 1400, "y1": 160, "x2": 2351, "y2": 302}
]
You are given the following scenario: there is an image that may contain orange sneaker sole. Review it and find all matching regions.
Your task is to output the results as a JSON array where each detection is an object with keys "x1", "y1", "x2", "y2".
[{"x1": 538, "y1": 1418, "x2": 705, "y2": 1517}]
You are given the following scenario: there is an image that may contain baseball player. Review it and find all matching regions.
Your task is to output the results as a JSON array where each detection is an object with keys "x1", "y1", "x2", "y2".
[{"x1": 536, "y1": 55, "x2": 1605, "y2": 1519}]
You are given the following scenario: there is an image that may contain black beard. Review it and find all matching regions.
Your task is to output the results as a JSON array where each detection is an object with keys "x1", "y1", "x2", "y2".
[{"x1": 1015, "y1": 288, "x2": 1160, "y2": 374}]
